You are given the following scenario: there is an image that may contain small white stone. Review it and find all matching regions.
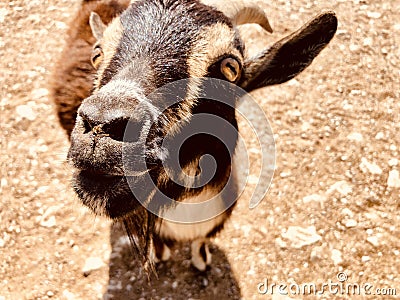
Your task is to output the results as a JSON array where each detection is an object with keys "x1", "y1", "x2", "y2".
[
  {"x1": 0, "y1": 8, "x2": 7, "y2": 23},
  {"x1": 40, "y1": 215, "x2": 56, "y2": 228},
  {"x1": 359, "y1": 158, "x2": 382, "y2": 175},
  {"x1": 0, "y1": 238, "x2": 5, "y2": 248},
  {"x1": 62, "y1": 291, "x2": 76, "y2": 300},
  {"x1": 387, "y1": 170, "x2": 400, "y2": 188},
  {"x1": 310, "y1": 246, "x2": 323, "y2": 262},
  {"x1": 55, "y1": 21, "x2": 67, "y2": 29},
  {"x1": 375, "y1": 132, "x2": 384, "y2": 140},
  {"x1": 331, "y1": 249, "x2": 343, "y2": 265},
  {"x1": 31, "y1": 88, "x2": 49, "y2": 100},
  {"x1": 328, "y1": 181, "x2": 352, "y2": 196},
  {"x1": 363, "y1": 37, "x2": 373, "y2": 46},
  {"x1": 388, "y1": 158, "x2": 398, "y2": 167},
  {"x1": 16, "y1": 104, "x2": 36, "y2": 121},
  {"x1": 347, "y1": 132, "x2": 363, "y2": 142},
  {"x1": 202, "y1": 278, "x2": 209, "y2": 286},
  {"x1": 279, "y1": 172, "x2": 291, "y2": 178},
  {"x1": 172, "y1": 281, "x2": 178, "y2": 289},
  {"x1": 366, "y1": 236, "x2": 379, "y2": 247},
  {"x1": 302, "y1": 194, "x2": 326, "y2": 203},
  {"x1": 275, "y1": 237, "x2": 287, "y2": 249},
  {"x1": 281, "y1": 226, "x2": 322, "y2": 249},
  {"x1": 341, "y1": 208, "x2": 354, "y2": 217},
  {"x1": 367, "y1": 11, "x2": 381, "y2": 19},
  {"x1": 361, "y1": 256, "x2": 371, "y2": 262},
  {"x1": 82, "y1": 257, "x2": 105, "y2": 276},
  {"x1": 247, "y1": 175, "x2": 258, "y2": 185},
  {"x1": 344, "y1": 219, "x2": 358, "y2": 228},
  {"x1": 349, "y1": 44, "x2": 359, "y2": 52}
]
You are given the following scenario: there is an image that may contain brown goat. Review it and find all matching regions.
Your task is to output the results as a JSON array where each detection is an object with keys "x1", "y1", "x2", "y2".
[{"x1": 52, "y1": 0, "x2": 337, "y2": 271}]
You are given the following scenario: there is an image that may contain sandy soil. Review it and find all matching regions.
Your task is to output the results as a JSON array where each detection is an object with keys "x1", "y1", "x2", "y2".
[{"x1": 0, "y1": 0, "x2": 399, "y2": 299}]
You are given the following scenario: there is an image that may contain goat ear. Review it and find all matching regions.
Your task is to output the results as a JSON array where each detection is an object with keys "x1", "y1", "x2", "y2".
[
  {"x1": 89, "y1": 12, "x2": 106, "y2": 41},
  {"x1": 239, "y1": 11, "x2": 337, "y2": 92}
]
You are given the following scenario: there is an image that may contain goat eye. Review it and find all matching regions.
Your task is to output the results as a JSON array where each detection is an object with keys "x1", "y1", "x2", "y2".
[
  {"x1": 220, "y1": 58, "x2": 241, "y2": 82},
  {"x1": 91, "y1": 46, "x2": 103, "y2": 68}
]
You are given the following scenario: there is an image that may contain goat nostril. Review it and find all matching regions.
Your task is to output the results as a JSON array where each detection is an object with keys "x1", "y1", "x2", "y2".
[
  {"x1": 80, "y1": 114, "x2": 94, "y2": 134},
  {"x1": 103, "y1": 118, "x2": 142, "y2": 142}
]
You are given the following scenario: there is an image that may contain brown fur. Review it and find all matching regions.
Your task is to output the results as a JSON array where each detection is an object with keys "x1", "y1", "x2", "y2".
[{"x1": 51, "y1": 0, "x2": 130, "y2": 136}]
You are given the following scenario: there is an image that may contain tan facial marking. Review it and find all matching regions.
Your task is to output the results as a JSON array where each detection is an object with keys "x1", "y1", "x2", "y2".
[
  {"x1": 94, "y1": 16, "x2": 124, "y2": 89},
  {"x1": 186, "y1": 23, "x2": 243, "y2": 103},
  {"x1": 188, "y1": 22, "x2": 242, "y2": 79}
]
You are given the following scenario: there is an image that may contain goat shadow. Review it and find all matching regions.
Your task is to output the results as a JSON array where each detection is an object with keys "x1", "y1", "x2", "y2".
[{"x1": 104, "y1": 222, "x2": 241, "y2": 299}]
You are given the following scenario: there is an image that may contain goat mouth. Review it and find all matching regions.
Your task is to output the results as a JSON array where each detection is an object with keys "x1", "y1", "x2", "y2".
[{"x1": 73, "y1": 169, "x2": 142, "y2": 219}]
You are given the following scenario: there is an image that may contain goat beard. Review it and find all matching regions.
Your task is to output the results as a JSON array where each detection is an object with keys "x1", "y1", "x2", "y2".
[{"x1": 122, "y1": 207, "x2": 157, "y2": 274}]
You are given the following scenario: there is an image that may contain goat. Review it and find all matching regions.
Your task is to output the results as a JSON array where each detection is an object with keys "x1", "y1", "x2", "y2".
[{"x1": 52, "y1": 0, "x2": 337, "y2": 271}]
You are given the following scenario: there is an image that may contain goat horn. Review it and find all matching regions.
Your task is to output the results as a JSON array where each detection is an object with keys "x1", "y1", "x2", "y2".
[{"x1": 200, "y1": 0, "x2": 273, "y2": 33}]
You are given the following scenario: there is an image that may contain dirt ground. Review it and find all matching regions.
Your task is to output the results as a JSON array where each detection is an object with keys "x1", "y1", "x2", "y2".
[{"x1": 1, "y1": 0, "x2": 399, "y2": 299}]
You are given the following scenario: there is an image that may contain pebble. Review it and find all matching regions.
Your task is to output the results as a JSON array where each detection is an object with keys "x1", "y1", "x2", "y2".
[
  {"x1": 40, "y1": 215, "x2": 56, "y2": 228},
  {"x1": 247, "y1": 175, "x2": 259, "y2": 185},
  {"x1": 39, "y1": 206, "x2": 58, "y2": 228},
  {"x1": 367, "y1": 11, "x2": 382, "y2": 19},
  {"x1": 275, "y1": 237, "x2": 287, "y2": 249},
  {"x1": 359, "y1": 158, "x2": 382, "y2": 175},
  {"x1": 302, "y1": 194, "x2": 326, "y2": 203},
  {"x1": 341, "y1": 208, "x2": 354, "y2": 217},
  {"x1": 0, "y1": 8, "x2": 7, "y2": 23},
  {"x1": 331, "y1": 249, "x2": 343, "y2": 265},
  {"x1": 310, "y1": 246, "x2": 324, "y2": 262},
  {"x1": 366, "y1": 236, "x2": 379, "y2": 247},
  {"x1": 375, "y1": 132, "x2": 384, "y2": 140},
  {"x1": 31, "y1": 88, "x2": 49, "y2": 100},
  {"x1": 347, "y1": 132, "x2": 363, "y2": 142},
  {"x1": 55, "y1": 21, "x2": 67, "y2": 30},
  {"x1": 279, "y1": 172, "x2": 291, "y2": 178},
  {"x1": 16, "y1": 104, "x2": 37, "y2": 121},
  {"x1": 344, "y1": 219, "x2": 358, "y2": 228},
  {"x1": 361, "y1": 256, "x2": 371, "y2": 262},
  {"x1": 349, "y1": 44, "x2": 359, "y2": 52},
  {"x1": 82, "y1": 257, "x2": 105, "y2": 276},
  {"x1": 328, "y1": 181, "x2": 352, "y2": 196},
  {"x1": 202, "y1": 278, "x2": 208, "y2": 287},
  {"x1": 281, "y1": 226, "x2": 322, "y2": 249},
  {"x1": 387, "y1": 170, "x2": 400, "y2": 188},
  {"x1": 363, "y1": 37, "x2": 373, "y2": 46},
  {"x1": 388, "y1": 158, "x2": 398, "y2": 167},
  {"x1": 172, "y1": 281, "x2": 178, "y2": 289}
]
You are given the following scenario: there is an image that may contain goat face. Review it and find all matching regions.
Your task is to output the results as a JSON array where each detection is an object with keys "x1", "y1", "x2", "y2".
[{"x1": 68, "y1": 0, "x2": 337, "y2": 222}]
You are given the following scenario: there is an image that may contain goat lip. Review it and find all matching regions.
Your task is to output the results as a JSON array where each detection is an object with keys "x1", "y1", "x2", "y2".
[
  {"x1": 73, "y1": 170, "x2": 141, "y2": 218},
  {"x1": 79, "y1": 170, "x2": 124, "y2": 181}
]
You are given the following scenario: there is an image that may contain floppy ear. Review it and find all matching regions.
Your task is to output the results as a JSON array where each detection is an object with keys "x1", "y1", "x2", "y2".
[
  {"x1": 89, "y1": 12, "x2": 107, "y2": 41},
  {"x1": 239, "y1": 11, "x2": 338, "y2": 92}
]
